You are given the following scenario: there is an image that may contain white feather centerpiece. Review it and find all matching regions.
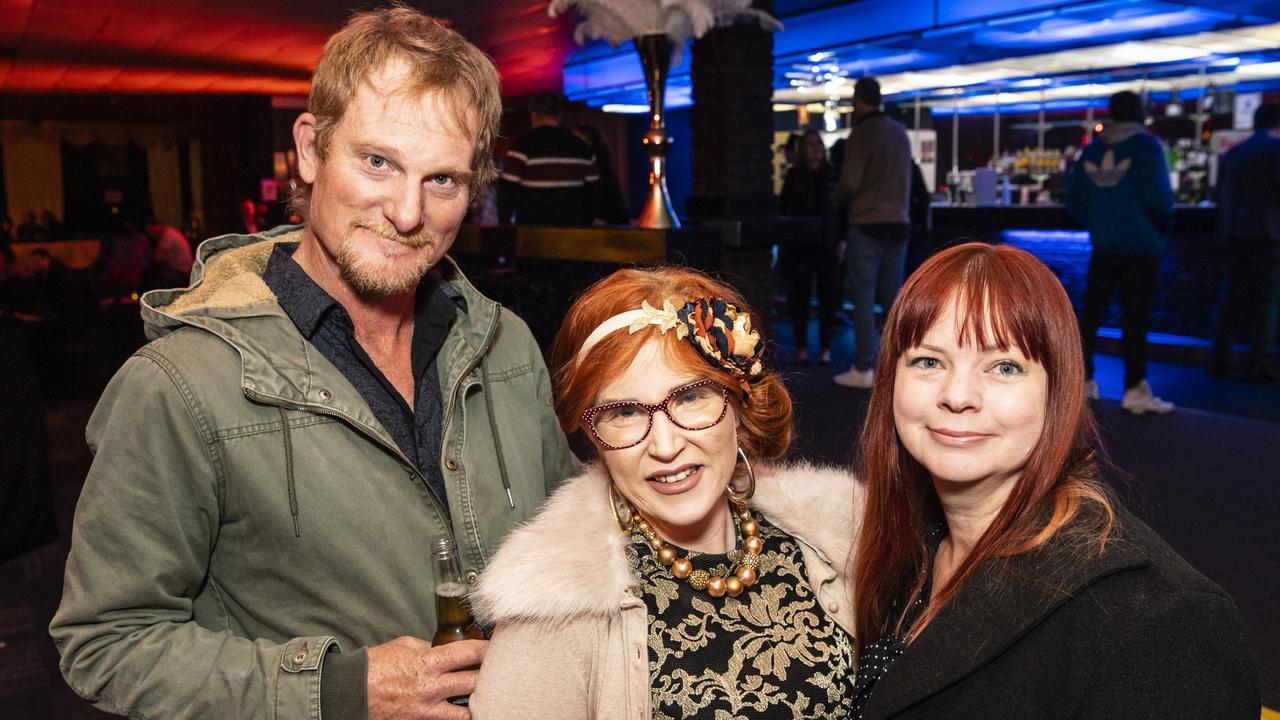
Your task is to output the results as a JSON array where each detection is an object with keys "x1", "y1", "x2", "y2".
[
  {"x1": 548, "y1": 0, "x2": 781, "y2": 48},
  {"x1": 548, "y1": 0, "x2": 781, "y2": 228}
]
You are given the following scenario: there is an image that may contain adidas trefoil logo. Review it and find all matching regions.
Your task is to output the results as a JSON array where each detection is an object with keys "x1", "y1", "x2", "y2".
[{"x1": 1084, "y1": 149, "x2": 1131, "y2": 188}]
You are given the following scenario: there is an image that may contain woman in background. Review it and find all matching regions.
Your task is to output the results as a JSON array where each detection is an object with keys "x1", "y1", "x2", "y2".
[
  {"x1": 851, "y1": 242, "x2": 1258, "y2": 718},
  {"x1": 778, "y1": 129, "x2": 842, "y2": 364}
]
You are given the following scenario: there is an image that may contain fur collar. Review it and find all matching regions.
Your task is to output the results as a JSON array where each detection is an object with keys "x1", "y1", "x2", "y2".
[{"x1": 471, "y1": 461, "x2": 861, "y2": 626}]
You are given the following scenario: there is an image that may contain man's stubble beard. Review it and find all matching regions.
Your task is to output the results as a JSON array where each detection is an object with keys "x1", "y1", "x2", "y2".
[{"x1": 335, "y1": 218, "x2": 442, "y2": 297}]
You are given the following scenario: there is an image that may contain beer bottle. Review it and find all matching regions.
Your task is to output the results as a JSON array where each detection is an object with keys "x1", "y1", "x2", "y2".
[
  {"x1": 432, "y1": 537, "x2": 484, "y2": 707},
  {"x1": 431, "y1": 537, "x2": 484, "y2": 645}
]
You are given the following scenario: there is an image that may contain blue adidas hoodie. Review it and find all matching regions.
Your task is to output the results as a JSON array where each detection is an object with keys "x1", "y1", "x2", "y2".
[{"x1": 1066, "y1": 122, "x2": 1175, "y2": 255}]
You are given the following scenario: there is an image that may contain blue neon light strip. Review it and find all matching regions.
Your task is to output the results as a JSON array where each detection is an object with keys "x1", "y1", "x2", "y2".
[
  {"x1": 1001, "y1": 229, "x2": 1090, "y2": 244},
  {"x1": 910, "y1": 55, "x2": 1245, "y2": 99},
  {"x1": 931, "y1": 99, "x2": 1106, "y2": 115},
  {"x1": 772, "y1": 0, "x2": 935, "y2": 56},
  {"x1": 928, "y1": 77, "x2": 1280, "y2": 115},
  {"x1": 935, "y1": 0, "x2": 1071, "y2": 26},
  {"x1": 562, "y1": 0, "x2": 1280, "y2": 109}
]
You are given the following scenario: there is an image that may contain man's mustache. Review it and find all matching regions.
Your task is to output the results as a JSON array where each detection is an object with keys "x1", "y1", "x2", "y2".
[{"x1": 351, "y1": 220, "x2": 434, "y2": 249}]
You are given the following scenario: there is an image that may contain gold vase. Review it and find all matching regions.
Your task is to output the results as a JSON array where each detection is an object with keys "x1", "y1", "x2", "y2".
[{"x1": 634, "y1": 33, "x2": 680, "y2": 229}]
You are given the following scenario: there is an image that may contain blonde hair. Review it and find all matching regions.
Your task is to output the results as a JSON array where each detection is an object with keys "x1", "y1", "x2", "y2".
[{"x1": 291, "y1": 5, "x2": 501, "y2": 219}]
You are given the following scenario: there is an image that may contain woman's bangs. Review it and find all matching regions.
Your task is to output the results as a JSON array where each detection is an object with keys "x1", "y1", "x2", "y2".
[
  {"x1": 889, "y1": 249, "x2": 1050, "y2": 365},
  {"x1": 973, "y1": 261, "x2": 1055, "y2": 365},
  {"x1": 957, "y1": 281, "x2": 1050, "y2": 365}
]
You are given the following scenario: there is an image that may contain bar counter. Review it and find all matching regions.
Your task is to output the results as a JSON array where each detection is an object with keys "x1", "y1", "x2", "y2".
[{"x1": 930, "y1": 203, "x2": 1214, "y2": 234}]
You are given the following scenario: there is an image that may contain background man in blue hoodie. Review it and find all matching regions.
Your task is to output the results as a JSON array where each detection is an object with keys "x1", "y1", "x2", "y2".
[{"x1": 1067, "y1": 90, "x2": 1175, "y2": 414}]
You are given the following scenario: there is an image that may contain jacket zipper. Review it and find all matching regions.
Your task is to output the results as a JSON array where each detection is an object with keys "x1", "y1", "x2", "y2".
[
  {"x1": 436, "y1": 302, "x2": 501, "y2": 565},
  {"x1": 244, "y1": 388, "x2": 452, "y2": 530},
  {"x1": 438, "y1": 302, "x2": 500, "y2": 469}
]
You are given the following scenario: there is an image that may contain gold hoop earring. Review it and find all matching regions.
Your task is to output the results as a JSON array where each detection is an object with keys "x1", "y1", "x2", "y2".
[
  {"x1": 608, "y1": 483, "x2": 635, "y2": 533},
  {"x1": 728, "y1": 446, "x2": 756, "y2": 504}
]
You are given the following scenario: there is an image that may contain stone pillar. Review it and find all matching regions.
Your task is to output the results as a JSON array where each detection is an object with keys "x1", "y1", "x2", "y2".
[
  {"x1": 685, "y1": 1, "x2": 777, "y2": 222},
  {"x1": 684, "y1": 3, "x2": 781, "y2": 338}
]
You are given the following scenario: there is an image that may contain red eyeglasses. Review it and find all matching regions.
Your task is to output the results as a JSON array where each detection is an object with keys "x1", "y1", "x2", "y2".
[{"x1": 581, "y1": 379, "x2": 730, "y2": 450}]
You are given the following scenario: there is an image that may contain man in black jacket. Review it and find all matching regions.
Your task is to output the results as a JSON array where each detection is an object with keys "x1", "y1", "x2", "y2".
[
  {"x1": 497, "y1": 93, "x2": 602, "y2": 225},
  {"x1": 1210, "y1": 102, "x2": 1280, "y2": 382}
]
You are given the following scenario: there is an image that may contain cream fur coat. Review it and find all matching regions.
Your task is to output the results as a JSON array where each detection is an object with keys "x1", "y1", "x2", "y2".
[{"x1": 469, "y1": 461, "x2": 863, "y2": 720}]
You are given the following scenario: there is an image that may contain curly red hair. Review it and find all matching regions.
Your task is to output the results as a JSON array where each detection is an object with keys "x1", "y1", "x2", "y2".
[{"x1": 550, "y1": 267, "x2": 792, "y2": 462}]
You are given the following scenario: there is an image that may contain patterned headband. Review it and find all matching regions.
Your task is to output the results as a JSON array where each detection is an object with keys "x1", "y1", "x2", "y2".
[{"x1": 575, "y1": 298, "x2": 766, "y2": 391}]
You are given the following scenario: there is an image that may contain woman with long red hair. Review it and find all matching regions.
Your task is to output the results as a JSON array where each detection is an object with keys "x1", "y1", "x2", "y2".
[{"x1": 851, "y1": 242, "x2": 1257, "y2": 718}]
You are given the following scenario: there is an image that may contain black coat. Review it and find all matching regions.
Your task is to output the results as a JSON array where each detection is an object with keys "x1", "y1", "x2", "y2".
[{"x1": 864, "y1": 505, "x2": 1259, "y2": 719}]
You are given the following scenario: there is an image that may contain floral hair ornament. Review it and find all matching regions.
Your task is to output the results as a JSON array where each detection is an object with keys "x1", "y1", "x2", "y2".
[{"x1": 574, "y1": 297, "x2": 765, "y2": 392}]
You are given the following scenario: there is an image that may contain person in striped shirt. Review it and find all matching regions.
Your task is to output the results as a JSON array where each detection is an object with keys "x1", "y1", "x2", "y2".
[{"x1": 498, "y1": 93, "x2": 603, "y2": 226}]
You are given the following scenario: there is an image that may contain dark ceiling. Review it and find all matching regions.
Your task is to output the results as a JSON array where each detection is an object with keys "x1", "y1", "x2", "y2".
[{"x1": 0, "y1": 0, "x2": 578, "y2": 97}]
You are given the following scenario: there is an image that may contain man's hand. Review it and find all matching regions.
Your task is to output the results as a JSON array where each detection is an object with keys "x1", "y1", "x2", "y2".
[
  {"x1": 835, "y1": 240, "x2": 847, "y2": 264},
  {"x1": 367, "y1": 636, "x2": 488, "y2": 720}
]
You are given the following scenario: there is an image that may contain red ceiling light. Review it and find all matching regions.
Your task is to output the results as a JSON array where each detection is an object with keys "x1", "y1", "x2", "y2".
[{"x1": 1, "y1": 0, "x2": 575, "y2": 97}]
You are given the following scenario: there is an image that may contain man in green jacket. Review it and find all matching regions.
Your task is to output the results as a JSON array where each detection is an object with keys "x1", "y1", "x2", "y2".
[{"x1": 49, "y1": 8, "x2": 577, "y2": 720}]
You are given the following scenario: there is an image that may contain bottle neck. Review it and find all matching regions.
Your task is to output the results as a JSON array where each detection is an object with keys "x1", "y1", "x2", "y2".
[{"x1": 432, "y1": 540, "x2": 465, "y2": 595}]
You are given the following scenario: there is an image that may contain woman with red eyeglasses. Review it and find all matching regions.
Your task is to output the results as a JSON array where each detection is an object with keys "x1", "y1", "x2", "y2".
[{"x1": 470, "y1": 266, "x2": 863, "y2": 720}]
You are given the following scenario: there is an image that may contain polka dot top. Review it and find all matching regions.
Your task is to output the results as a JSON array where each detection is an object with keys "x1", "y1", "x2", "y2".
[
  {"x1": 849, "y1": 590, "x2": 927, "y2": 718},
  {"x1": 850, "y1": 528, "x2": 944, "y2": 719}
]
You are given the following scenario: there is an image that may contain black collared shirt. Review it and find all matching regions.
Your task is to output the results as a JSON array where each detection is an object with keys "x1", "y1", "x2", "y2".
[{"x1": 261, "y1": 242, "x2": 464, "y2": 506}]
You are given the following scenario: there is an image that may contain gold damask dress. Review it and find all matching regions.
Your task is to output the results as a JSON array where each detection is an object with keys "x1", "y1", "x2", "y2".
[{"x1": 630, "y1": 516, "x2": 855, "y2": 720}]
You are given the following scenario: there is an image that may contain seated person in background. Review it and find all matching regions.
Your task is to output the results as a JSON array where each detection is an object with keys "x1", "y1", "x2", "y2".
[
  {"x1": 471, "y1": 266, "x2": 863, "y2": 719},
  {"x1": 41, "y1": 210, "x2": 67, "y2": 240},
  {"x1": 234, "y1": 200, "x2": 272, "y2": 234},
  {"x1": 142, "y1": 217, "x2": 194, "y2": 290},
  {"x1": 237, "y1": 198, "x2": 261, "y2": 234},
  {"x1": 850, "y1": 242, "x2": 1259, "y2": 718},
  {"x1": 89, "y1": 221, "x2": 150, "y2": 300},
  {"x1": 16, "y1": 211, "x2": 46, "y2": 242}
]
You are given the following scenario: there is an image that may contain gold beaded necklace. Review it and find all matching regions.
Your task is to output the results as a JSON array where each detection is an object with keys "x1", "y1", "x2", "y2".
[{"x1": 632, "y1": 500, "x2": 764, "y2": 599}]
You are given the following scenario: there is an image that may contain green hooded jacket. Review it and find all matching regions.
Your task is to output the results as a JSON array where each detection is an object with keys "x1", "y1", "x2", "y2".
[{"x1": 50, "y1": 226, "x2": 578, "y2": 719}]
